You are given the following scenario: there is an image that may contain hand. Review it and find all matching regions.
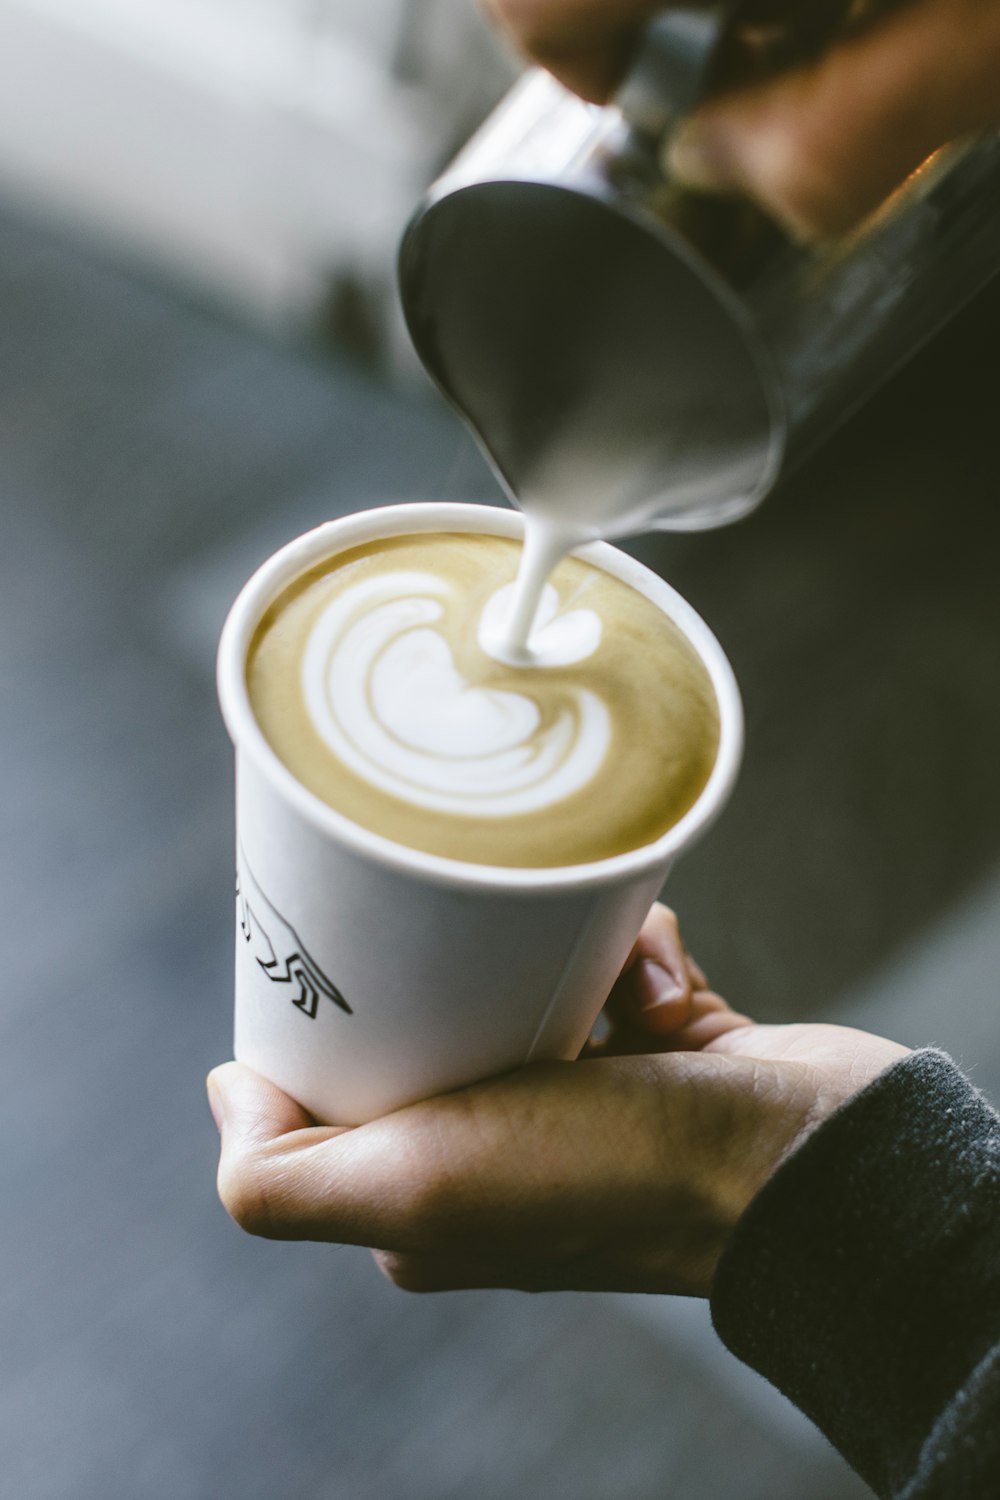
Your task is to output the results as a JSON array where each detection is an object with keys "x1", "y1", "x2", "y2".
[
  {"x1": 483, "y1": 0, "x2": 1000, "y2": 237},
  {"x1": 585, "y1": 900, "x2": 752, "y2": 1053},
  {"x1": 207, "y1": 904, "x2": 908, "y2": 1297}
]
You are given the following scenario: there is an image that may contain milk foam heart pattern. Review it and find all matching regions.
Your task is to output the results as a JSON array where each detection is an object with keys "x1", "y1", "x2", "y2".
[{"x1": 302, "y1": 568, "x2": 611, "y2": 818}]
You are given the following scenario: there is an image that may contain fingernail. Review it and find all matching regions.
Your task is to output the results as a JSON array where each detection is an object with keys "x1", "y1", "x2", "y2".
[
  {"x1": 206, "y1": 1073, "x2": 226, "y2": 1134},
  {"x1": 665, "y1": 119, "x2": 736, "y2": 193},
  {"x1": 636, "y1": 959, "x2": 686, "y2": 1012}
]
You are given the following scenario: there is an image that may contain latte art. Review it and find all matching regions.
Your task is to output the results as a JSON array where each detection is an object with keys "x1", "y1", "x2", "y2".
[
  {"x1": 478, "y1": 579, "x2": 603, "y2": 668},
  {"x1": 302, "y1": 570, "x2": 610, "y2": 817},
  {"x1": 247, "y1": 532, "x2": 720, "y2": 868}
]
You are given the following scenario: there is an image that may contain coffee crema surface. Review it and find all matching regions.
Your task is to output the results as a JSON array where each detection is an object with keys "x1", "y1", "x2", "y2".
[{"x1": 246, "y1": 532, "x2": 720, "y2": 867}]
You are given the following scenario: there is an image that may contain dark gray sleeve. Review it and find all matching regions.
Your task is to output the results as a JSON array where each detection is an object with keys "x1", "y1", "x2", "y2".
[{"x1": 709, "y1": 1050, "x2": 1000, "y2": 1499}]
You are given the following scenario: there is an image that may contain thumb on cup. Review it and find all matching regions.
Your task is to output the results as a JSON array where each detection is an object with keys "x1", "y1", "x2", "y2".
[{"x1": 607, "y1": 902, "x2": 702, "y2": 1035}]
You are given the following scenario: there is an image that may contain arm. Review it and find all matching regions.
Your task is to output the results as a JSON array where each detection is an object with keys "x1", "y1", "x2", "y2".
[{"x1": 712, "y1": 1049, "x2": 1000, "y2": 1499}]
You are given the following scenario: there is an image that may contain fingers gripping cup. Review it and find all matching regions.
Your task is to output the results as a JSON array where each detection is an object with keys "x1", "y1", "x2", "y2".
[{"x1": 217, "y1": 504, "x2": 742, "y2": 1124}]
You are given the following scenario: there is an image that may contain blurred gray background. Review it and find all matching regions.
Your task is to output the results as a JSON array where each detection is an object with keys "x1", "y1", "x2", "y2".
[{"x1": 3, "y1": 4, "x2": 1000, "y2": 1498}]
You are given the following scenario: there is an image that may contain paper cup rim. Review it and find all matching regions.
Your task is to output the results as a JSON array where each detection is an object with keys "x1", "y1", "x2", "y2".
[{"x1": 217, "y1": 502, "x2": 743, "y2": 893}]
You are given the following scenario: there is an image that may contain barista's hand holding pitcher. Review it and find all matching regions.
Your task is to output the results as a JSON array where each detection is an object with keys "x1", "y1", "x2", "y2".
[
  {"x1": 484, "y1": 0, "x2": 1000, "y2": 238},
  {"x1": 208, "y1": 904, "x2": 907, "y2": 1294}
]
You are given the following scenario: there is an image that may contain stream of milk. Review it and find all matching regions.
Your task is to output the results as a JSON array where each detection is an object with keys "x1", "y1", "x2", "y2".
[{"x1": 484, "y1": 513, "x2": 591, "y2": 665}]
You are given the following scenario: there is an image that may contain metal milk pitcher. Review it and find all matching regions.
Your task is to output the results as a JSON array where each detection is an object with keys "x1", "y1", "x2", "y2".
[{"x1": 398, "y1": 4, "x2": 1000, "y2": 536}]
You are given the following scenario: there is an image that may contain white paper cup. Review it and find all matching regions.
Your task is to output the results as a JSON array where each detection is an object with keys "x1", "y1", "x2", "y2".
[{"x1": 217, "y1": 503, "x2": 742, "y2": 1124}]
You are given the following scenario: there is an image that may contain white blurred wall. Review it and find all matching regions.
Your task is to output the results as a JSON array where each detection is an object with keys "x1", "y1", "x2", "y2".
[{"x1": 0, "y1": 0, "x2": 516, "y2": 359}]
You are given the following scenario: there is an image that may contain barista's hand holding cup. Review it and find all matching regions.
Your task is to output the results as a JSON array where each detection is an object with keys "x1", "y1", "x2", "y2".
[{"x1": 217, "y1": 503, "x2": 741, "y2": 1124}]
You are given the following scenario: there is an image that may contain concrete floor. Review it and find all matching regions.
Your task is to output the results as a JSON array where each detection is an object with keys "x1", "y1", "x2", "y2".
[{"x1": 3, "y1": 205, "x2": 999, "y2": 1499}]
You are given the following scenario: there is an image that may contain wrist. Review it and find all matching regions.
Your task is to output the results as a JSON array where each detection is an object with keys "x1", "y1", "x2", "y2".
[
  {"x1": 668, "y1": 1029, "x2": 909, "y2": 1291},
  {"x1": 710, "y1": 1051, "x2": 1000, "y2": 1493},
  {"x1": 647, "y1": 1050, "x2": 831, "y2": 1294}
]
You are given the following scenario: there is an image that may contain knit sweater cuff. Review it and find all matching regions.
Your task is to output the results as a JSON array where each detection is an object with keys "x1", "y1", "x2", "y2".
[{"x1": 710, "y1": 1050, "x2": 1000, "y2": 1497}]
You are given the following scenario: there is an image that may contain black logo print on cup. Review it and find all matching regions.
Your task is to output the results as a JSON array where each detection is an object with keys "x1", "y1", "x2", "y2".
[{"x1": 237, "y1": 852, "x2": 352, "y2": 1020}]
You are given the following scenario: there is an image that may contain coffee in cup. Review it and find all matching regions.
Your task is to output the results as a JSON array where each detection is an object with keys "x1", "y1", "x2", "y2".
[
  {"x1": 219, "y1": 504, "x2": 741, "y2": 1122},
  {"x1": 246, "y1": 531, "x2": 719, "y2": 868}
]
